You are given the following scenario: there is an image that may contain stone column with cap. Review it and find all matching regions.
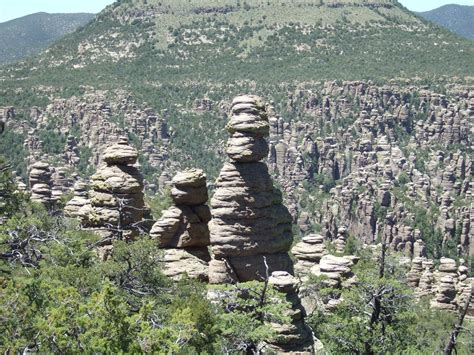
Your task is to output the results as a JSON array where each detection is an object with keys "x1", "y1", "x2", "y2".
[
  {"x1": 208, "y1": 95, "x2": 315, "y2": 353},
  {"x1": 29, "y1": 161, "x2": 52, "y2": 205},
  {"x1": 79, "y1": 137, "x2": 147, "y2": 247},
  {"x1": 208, "y1": 95, "x2": 294, "y2": 283}
]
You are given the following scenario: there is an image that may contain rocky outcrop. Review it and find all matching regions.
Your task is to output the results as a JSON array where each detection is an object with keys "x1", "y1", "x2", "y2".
[
  {"x1": 150, "y1": 168, "x2": 211, "y2": 281},
  {"x1": 208, "y1": 95, "x2": 294, "y2": 283},
  {"x1": 277, "y1": 81, "x2": 472, "y2": 259},
  {"x1": 50, "y1": 167, "x2": 73, "y2": 204},
  {"x1": 416, "y1": 259, "x2": 435, "y2": 297},
  {"x1": 64, "y1": 180, "x2": 89, "y2": 218},
  {"x1": 456, "y1": 262, "x2": 474, "y2": 317},
  {"x1": 431, "y1": 258, "x2": 459, "y2": 311},
  {"x1": 292, "y1": 234, "x2": 328, "y2": 279},
  {"x1": 29, "y1": 161, "x2": 52, "y2": 205},
  {"x1": 79, "y1": 137, "x2": 147, "y2": 243},
  {"x1": 407, "y1": 256, "x2": 426, "y2": 288},
  {"x1": 64, "y1": 135, "x2": 80, "y2": 166},
  {"x1": 334, "y1": 227, "x2": 347, "y2": 254},
  {"x1": 312, "y1": 254, "x2": 357, "y2": 288},
  {"x1": 265, "y1": 271, "x2": 315, "y2": 354}
]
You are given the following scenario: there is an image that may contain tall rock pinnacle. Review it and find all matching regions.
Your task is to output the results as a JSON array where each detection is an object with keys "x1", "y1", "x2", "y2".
[
  {"x1": 208, "y1": 95, "x2": 294, "y2": 283},
  {"x1": 208, "y1": 95, "x2": 314, "y2": 352}
]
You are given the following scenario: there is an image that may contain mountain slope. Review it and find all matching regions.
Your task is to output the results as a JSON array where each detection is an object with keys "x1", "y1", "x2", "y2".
[
  {"x1": 0, "y1": 0, "x2": 472, "y2": 264},
  {"x1": 0, "y1": 12, "x2": 95, "y2": 65},
  {"x1": 2, "y1": 1, "x2": 473, "y2": 86},
  {"x1": 0, "y1": 0, "x2": 473, "y2": 177},
  {"x1": 418, "y1": 5, "x2": 474, "y2": 40}
]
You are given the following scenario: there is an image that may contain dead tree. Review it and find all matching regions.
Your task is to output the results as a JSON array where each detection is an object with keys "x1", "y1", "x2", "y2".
[{"x1": 443, "y1": 289, "x2": 473, "y2": 355}]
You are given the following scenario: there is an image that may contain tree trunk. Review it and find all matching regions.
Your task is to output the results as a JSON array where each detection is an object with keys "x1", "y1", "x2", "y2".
[{"x1": 443, "y1": 290, "x2": 472, "y2": 355}]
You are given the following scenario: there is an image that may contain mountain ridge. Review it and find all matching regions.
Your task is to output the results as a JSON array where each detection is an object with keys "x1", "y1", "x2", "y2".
[
  {"x1": 0, "y1": 12, "x2": 95, "y2": 65},
  {"x1": 417, "y1": 4, "x2": 474, "y2": 40},
  {"x1": 0, "y1": 0, "x2": 473, "y2": 178}
]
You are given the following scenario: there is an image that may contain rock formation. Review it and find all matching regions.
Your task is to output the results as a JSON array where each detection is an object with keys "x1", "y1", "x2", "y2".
[
  {"x1": 208, "y1": 95, "x2": 313, "y2": 352},
  {"x1": 416, "y1": 259, "x2": 435, "y2": 297},
  {"x1": 292, "y1": 234, "x2": 328, "y2": 279},
  {"x1": 50, "y1": 167, "x2": 72, "y2": 204},
  {"x1": 79, "y1": 137, "x2": 147, "y2": 243},
  {"x1": 265, "y1": 271, "x2": 315, "y2": 353},
  {"x1": 64, "y1": 135, "x2": 81, "y2": 166},
  {"x1": 208, "y1": 95, "x2": 294, "y2": 283},
  {"x1": 334, "y1": 227, "x2": 347, "y2": 254},
  {"x1": 29, "y1": 161, "x2": 52, "y2": 205},
  {"x1": 312, "y1": 254, "x2": 357, "y2": 288},
  {"x1": 407, "y1": 256, "x2": 426, "y2": 288},
  {"x1": 150, "y1": 168, "x2": 211, "y2": 281},
  {"x1": 431, "y1": 258, "x2": 459, "y2": 311},
  {"x1": 64, "y1": 180, "x2": 89, "y2": 218}
]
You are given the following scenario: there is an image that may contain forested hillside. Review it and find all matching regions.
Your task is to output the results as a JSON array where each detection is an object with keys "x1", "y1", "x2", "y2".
[
  {"x1": 0, "y1": 1, "x2": 473, "y2": 352},
  {"x1": 418, "y1": 5, "x2": 474, "y2": 40}
]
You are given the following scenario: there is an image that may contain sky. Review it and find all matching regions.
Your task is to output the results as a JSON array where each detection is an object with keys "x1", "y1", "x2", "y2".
[
  {"x1": 0, "y1": 0, "x2": 473, "y2": 23},
  {"x1": 398, "y1": 0, "x2": 474, "y2": 11}
]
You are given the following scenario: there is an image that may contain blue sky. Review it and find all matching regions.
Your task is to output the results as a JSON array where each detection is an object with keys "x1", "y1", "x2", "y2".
[
  {"x1": 399, "y1": 0, "x2": 474, "y2": 11},
  {"x1": 0, "y1": 0, "x2": 473, "y2": 23}
]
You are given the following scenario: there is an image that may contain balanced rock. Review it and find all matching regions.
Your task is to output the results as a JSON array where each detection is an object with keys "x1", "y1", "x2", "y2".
[
  {"x1": 103, "y1": 136, "x2": 138, "y2": 165},
  {"x1": 150, "y1": 168, "x2": 211, "y2": 281},
  {"x1": 170, "y1": 169, "x2": 208, "y2": 206},
  {"x1": 79, "y1": 137, "x2": 147, "y2": 241},
  {"x1": 312, "y1": 254, "x2": 357, "y2": 288},
  {"x1": 209, "y1": 95, "x2": 294, "y2": 283}
]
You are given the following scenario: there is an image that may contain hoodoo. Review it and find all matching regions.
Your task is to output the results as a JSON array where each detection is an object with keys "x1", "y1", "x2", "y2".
[
  {"x1": 208, "y1": 95, "x2": 294, "y2": 283},
  {"x1": 208, "y1": 95, "x2": 314, "y2": 352},
  {"x1": 29, "y1": 161, "x2": 52, "y2": 206},
  {"x1": 79, "y1": 136, "x2": 147, "y2": 246}
]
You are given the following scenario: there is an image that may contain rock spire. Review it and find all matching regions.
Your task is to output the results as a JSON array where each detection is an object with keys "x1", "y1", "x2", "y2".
[
  {"x1": 29, "y1": 161, "x2": 52, "y2": 205},
  {"x1": 208, "y1": 95, "x2": 294, "y2": 283},
  {"x1": 208, "y1": 95, "x2": 314, "y2": 352}
]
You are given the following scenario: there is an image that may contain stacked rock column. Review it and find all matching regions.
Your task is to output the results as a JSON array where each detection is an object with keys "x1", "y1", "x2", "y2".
[
  {"x1": 29, "y1": 161, "x2": 52, "y2": 205},
  {"x1": 292, "y1": 234, "x2": 328, "y2": 280},
  {"x1": 150, "y1": 169, "x2": 211, "y2": 281},
  {"x1": 208, "y1": 95, "x2": 314, "y2": 352},
  {"x1": 208, "y1": 95, "x2": 294, "y2": 283},
  {"x1": 64, "y1": 180, "x2": 89, "y2": 218},
  {"x1": 431, "y1": 258, "x2": 458, "y2": 311},
  {"x1": 79, "y1": 137, "x2": 147, "y2": 250}
]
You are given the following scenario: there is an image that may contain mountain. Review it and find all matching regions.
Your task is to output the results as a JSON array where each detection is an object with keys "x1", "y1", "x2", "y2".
[
  {"x1": 0, "y1": 0, "x2": 472, "y2": 259},
  {"x1": 2, "y1": 1, "x2": 473, "y2": 85},
  {"x1": 1, "y1": 0, "x2": 472, "y2": 167},
  {"x1": 0, "y1": 12, "x2": 95, "y2": 65},
  {"x1": 0, "y1": 0, "x2": 472, "y2": 171},
  {"x1": 0, "y1": 1, "x2": 473, "y2": 344},
  {"x1": 417, "y1": 5, "x2": 474, "y2": 40}
]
